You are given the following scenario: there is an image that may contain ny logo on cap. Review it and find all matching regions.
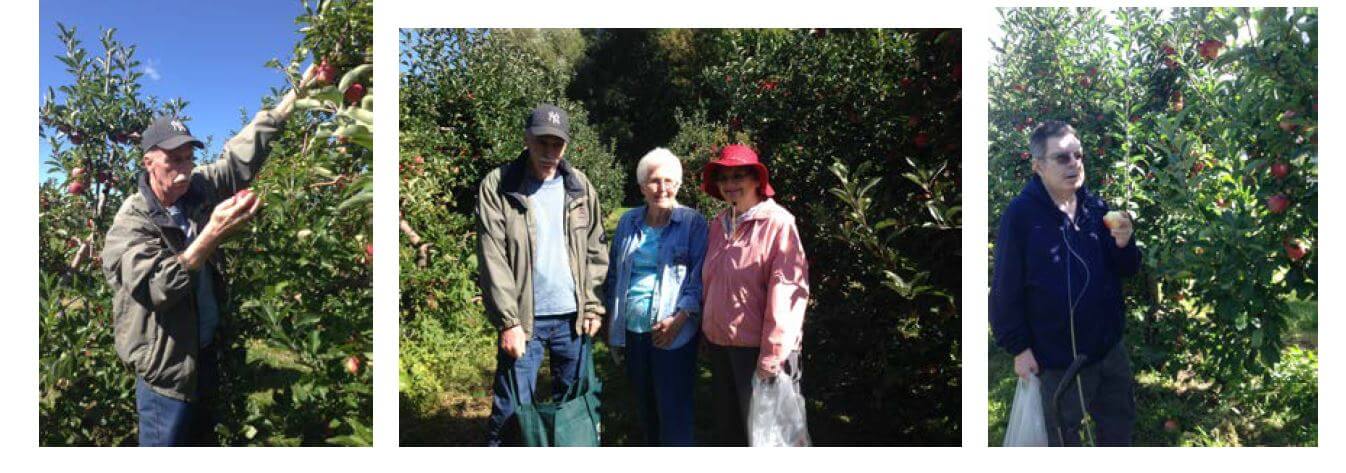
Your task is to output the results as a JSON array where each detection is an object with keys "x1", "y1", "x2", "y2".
[
  {"x1": 169, "y1": 120, "x2": 188, "y2": 133},
  {"x1": 548, "y1": 111, "x2": 561, "y2": 125}
]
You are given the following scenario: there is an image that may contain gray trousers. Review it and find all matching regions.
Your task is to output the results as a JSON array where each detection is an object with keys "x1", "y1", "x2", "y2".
[
  {"x1": 706, "y1": 342, "x2": 801, "y2": 446},
  {"x1": 1038, "y1": 342, "x2": 1136, "y2": 447}
]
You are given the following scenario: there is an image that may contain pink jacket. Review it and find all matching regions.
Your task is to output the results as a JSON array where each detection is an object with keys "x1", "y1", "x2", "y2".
[{"x1": 701, "y1": 199, "x2": 810, "y2": 373}]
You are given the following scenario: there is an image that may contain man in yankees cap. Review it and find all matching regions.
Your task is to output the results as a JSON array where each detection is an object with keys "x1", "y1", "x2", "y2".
[
  {"x1": 101, "y1": 66, "x2": 315, "y2": 446},
  {"x1": 476, "y1": 103, "x2": 608, "y2": 446}
]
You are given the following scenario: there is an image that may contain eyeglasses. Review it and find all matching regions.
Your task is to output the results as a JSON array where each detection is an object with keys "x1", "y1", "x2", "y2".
[
  {"x1": 1046, "y1": 150, "x2": 1084, "y2": 166},
  {"x1": 715, "y1": 171, "x2": 754, "y2": 183}
]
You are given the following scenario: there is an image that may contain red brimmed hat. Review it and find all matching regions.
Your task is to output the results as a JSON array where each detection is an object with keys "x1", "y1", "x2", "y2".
[{"x1": 700, "y1": 144, "x2": 775, "y2": 201}]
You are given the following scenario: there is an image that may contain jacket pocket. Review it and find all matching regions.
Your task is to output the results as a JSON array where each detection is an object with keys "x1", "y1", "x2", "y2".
[{"x1": 112, "y1": 296, "x2": 154, "y2": 376}]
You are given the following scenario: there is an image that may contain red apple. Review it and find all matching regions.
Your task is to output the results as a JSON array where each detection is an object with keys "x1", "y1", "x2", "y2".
[
  {"x1": 913, "y1": 132, "x2": 930, "y2": 148},
  {"x1": 344, "y1": 83, "x2": 366, "y2": 105},
  {"x1": 1198, "y1": 39, "x2": 1223, "y2": 61},
  {"x1": 344, "y1": 355, "x2": 361, "y2": 375},
  {"x1": 1012, "y1": 83, "x2": 1026, "y2": 92},
  {"x1": 70, "y1": 167, "x2": 85, "y2": 180},
  {"x1": 67, "y1": 181, "x2": 85, "y2": 195},
  {"x1": 365, "y1": 243, "x2": 374, "y2": 263},
  {"x1": 1284, "y1": 238, "x2": 1308, "y2": 262},
  {"x1": 1164, "y1": 419, "x2": 1180, "y2": 432},
  {"x1": 1271, "y1": 162, "x2": 1290, "y2": 180},
  {"x1": 1266, "y1": 194, "x2": 1290, "y2": 214},
  {"x1": 315, "y1": 59, "x2": 337, "y2": 85},
  {"x1": 232, "y1": 188, "x2": 255, "y2": 207}
]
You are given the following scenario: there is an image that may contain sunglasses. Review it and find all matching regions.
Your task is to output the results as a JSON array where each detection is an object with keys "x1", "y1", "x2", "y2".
[
  {"x1": 715, "y1": 171, "x2": 755, "y2": 183},
  {"x1": 1046, "y1": 149, "x2": 1085, "y2": 166}
]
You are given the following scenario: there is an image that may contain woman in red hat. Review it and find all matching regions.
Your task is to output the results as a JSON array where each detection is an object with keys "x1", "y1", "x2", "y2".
[{"x1": 699, "y1": 144, "x2": 810, "y2": 445}]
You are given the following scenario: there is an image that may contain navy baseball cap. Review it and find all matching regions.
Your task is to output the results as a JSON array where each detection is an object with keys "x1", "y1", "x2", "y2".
[
  {"x1": 525, "y1": 104, "x2": 570, "y2": 142},
  {"x1": 140, "y1": 115, "x2": 205, "y2": 153}
]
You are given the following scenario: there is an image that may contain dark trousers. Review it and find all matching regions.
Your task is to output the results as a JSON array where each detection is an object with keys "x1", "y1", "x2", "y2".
[
  {"x1": 1038, "y1": 342, "x2": 1136, "y2": 447},
  {"x1": 486, "y1": 315, "x2": 581, "y2": 447},
  {"x1": 624, "y1": 331, "x2": 698, "y2": 446},
  {"x1": 706, "y1": 342, "x2": 800, "y2": 446},
  {"x1": 135, "y1": 347, "x2": 218, "y2": 446}
]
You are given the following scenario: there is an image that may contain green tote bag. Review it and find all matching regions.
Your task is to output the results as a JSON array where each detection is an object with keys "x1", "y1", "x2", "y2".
[{"x1": 511, "y1": 336, "x2": 602, "y2": 446}]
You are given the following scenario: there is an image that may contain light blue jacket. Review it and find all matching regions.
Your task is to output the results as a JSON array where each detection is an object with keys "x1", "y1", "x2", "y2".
[{"x1": 604, "y1": 205, "x2": 708, "y2": 349}]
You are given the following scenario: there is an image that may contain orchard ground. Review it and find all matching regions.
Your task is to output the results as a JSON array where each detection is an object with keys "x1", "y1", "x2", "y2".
[{"x1": 987, "y1": 296, "x2": 1317, "y2": 447}]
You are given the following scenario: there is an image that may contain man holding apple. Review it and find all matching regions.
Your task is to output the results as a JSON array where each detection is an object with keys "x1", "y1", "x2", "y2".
[
  {"x1": 990, "y1": 120, "x2": 1141, "y2": 446},
  {"x1": 101, "y1": 67, "x2": 312, "y2": 446},
  {"x1": 477, "y1": 104, "x2": 608, "y2": 446}
]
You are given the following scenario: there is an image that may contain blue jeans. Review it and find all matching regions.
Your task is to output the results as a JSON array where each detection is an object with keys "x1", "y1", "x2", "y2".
[
  {"x1": 486, "y1": 315, "x2": 582, "y2": 446},
  {"x1": 135, "y1": 347, "x2": 217, "y2": 446},
  {"x1": 624, "y1": 331, "x2": 697, "y2": 446}
]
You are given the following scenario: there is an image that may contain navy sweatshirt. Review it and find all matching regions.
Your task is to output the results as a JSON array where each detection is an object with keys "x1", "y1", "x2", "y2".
[{"x1": 990, "y1": 176, "x2": 1141, "y2": 370}]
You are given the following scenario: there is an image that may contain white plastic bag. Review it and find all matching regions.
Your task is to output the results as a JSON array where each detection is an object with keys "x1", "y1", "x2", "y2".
[
  {"x1": 748, "y1": 371, "x2": 811, "y2": 447},
  {"x1": 1003, "y1": 374, "x2": 1048, "y2": 447}
]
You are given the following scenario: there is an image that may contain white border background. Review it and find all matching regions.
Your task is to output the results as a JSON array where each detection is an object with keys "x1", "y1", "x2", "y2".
[{"x1": 2, "y1": 0, "x2": 1332, "y2": 470}]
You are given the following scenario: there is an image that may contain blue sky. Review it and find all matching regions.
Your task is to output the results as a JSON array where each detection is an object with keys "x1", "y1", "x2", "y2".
[{"x1": 38, "y1": 0, "x2": 306, "y2": 180}]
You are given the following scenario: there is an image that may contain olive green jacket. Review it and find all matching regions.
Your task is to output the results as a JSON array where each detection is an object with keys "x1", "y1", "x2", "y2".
[
  {"x1": 101, "y1": 109, "x2": 284, "y2": 401},
  {"x1": 476, "y1": 151, "x2": 608, "y2": 338}
]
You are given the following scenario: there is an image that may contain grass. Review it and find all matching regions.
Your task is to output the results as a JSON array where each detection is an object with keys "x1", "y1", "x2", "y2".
[{"x1": 988, "y1": 298, "x2": 1318, "y2": 447}]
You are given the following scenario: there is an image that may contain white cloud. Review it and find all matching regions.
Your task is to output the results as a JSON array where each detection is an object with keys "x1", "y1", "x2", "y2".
[{"x1": 144, "y1": 58, "x2": 161, "y2": 81}]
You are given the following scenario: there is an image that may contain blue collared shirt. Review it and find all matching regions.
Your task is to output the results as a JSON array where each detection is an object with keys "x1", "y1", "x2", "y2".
[{"x1": 604, "y1": 205, "x2": 708, "y2": 348}]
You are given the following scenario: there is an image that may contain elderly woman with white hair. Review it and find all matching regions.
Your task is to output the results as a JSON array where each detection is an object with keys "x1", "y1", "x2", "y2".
[{"x1": 603, "y1": 147, "x2": 708, "y2": 446}]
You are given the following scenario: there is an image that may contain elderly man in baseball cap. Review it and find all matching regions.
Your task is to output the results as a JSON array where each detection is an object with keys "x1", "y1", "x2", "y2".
[
  {"x1": 477, "y1": 103, "x2": 608, "y2": 446},
  {"x1": 101, "y1": 66, "x2": 315, "y2": 446}
]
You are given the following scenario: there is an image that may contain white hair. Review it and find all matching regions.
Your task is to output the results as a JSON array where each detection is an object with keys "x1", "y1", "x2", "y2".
[{"x1": 635, "y1": 147, "x2": 683, "y2": 187}]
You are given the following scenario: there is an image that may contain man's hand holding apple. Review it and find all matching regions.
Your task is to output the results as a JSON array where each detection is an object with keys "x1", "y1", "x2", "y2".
[
  {"x1": 179, "y1": 189, "x2": 263, "y2": 271},
  {"x1": 1103, "y1": 210, "x2": 1134, "y2": 248}
]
